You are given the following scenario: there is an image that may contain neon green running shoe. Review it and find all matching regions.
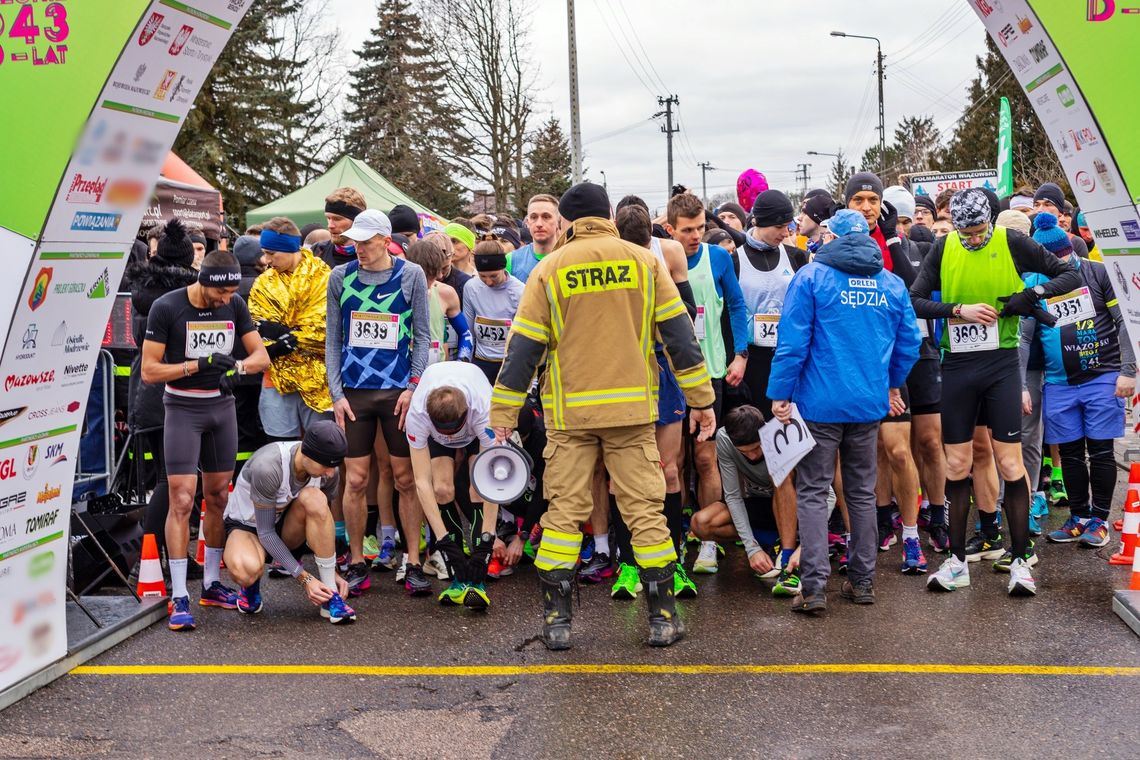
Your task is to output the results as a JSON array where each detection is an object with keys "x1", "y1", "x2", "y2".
[
  {"x1": 362, "y1": 535, "x2": 380, "y2": 561},
  {"x1": 772, "y1": 568, "x2": 801, "y2": 597},
  {"x1": 463, "y1": 583, "x2": 490, "y2": 610},
  {"x1": 610, "y1": 562, "x2": 642, "y2": 600},
  {"x1": 674, "y1": 565, "x2": 697, "y2": 598},
  {"x1": 438, "y1": 580, "x2": 468, "y2": 605}
]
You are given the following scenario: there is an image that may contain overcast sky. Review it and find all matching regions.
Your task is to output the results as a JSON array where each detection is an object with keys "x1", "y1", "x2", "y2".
[{"x1": 332, "y1": 0, "x2": 989, "y2": 211}]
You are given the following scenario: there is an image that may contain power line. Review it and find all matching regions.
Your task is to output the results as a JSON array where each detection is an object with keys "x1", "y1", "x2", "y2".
[
  {"x1": 889, "y1": 5, "x2": 971, "y2": 65},
  {"x1": 608, "y1": 0, "x2": 670, "y2": 94},
  {"x1": 891, "y1": 14, "x2": 980, "y2": 74},
  {"x1": 590, "y1": 0, "x2": 656, "y2": 97},
  {"x1": 584, "y1": 117, "x2": 655, "y2": 145}
]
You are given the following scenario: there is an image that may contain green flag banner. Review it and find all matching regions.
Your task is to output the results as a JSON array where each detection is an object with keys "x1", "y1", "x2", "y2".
[{"x1": 997, "y1": 97, "x2": 1013, "y2": 198}]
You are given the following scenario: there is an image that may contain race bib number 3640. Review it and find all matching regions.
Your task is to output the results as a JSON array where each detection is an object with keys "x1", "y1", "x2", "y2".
[
  {"x1": 947, "y1": 317, "x2": 998, "y2": 353},
  {"x1": 349, "y1": 312, "x2": 399, "y2": 350},
  {"x1": 185, "y1": 321, "x2": 235, "y2": 359}
]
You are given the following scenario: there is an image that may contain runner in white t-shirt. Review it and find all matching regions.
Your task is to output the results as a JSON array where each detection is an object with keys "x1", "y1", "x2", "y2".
[{"x1": 405, "y1": 361, "x2": 504, "y2": 609}]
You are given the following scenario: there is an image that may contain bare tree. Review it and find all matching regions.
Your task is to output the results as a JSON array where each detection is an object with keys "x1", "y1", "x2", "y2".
[
  {"x1": 419, "y1": 0, "x2": 537, "y2": 214},
  {"x1": 265, "y1": 0, "x2": 346, "y2": 177}
]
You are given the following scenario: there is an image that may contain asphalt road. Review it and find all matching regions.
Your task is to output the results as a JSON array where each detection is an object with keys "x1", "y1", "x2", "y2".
[{"x1": 2, "y1": 494, "x2": 1138, "y2": 759}]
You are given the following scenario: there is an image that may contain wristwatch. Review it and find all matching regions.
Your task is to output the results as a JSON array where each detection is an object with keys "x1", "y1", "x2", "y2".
[{"x1": 1032, "y1": 284, "x2": 1046, "y2": 297}]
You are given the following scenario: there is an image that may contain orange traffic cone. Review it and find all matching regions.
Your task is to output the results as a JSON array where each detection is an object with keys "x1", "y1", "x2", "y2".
[
  {"x1": 1131, "y1": 542, "x2": 1140, "y2": 590},
  {"x1": 136, "y1": 533, "x2": 167, "y2": 598},
  {"x1": 1111, "y1": 490, "x2": 1140, "y2": 565},
  {"x1": 1116, "y1": 463, "x2": 1140, "y2": 532},
  {"x1": 195, "y1": 500, "x2": 207, "y2": 565}
]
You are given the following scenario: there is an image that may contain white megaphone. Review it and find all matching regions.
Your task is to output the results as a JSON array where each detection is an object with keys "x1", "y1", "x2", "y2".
[{"x1": 469, "y1": 439, "x2": 534, "y2": 505}]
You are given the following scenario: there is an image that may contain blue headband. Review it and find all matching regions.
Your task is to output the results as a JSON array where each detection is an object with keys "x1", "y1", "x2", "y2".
[{"x1": 260, "y1": 229, "x2": 302, "y2": 253}]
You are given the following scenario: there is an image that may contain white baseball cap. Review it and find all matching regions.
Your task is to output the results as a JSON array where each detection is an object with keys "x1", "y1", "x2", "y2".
[{"x1": 342, "y1": 209, "x2": 392, "y2": 241}]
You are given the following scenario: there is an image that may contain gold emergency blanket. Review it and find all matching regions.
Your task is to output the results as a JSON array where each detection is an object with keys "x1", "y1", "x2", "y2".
[{"x1": 248, "y1": 249, "x2": 333, "y2": 412}]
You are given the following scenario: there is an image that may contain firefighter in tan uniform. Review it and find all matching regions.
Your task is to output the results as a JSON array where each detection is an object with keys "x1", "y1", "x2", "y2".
[{"x1": 489, "y1": 183, "x2": 715, "y2": 649}]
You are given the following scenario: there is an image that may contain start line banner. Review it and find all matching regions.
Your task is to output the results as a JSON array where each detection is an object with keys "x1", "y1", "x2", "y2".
[{"x1": 0, "y1": 0, "x2": 251, "y2": 693}]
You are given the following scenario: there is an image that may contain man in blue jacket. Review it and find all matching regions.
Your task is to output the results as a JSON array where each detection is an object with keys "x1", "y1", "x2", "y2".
[{"x1": 768, "y1": 210, "x2": 922, "y2": 613}]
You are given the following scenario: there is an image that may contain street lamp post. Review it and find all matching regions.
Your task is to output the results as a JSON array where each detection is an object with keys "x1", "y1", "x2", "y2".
[
  {"x1": 830, "y1": 31, "x2": 885, "y2": 159},
  {"x1": 600, "y1": 170, "x2": 607, "y2": 194}
]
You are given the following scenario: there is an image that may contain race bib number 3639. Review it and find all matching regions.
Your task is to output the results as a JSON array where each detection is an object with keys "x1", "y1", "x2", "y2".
[
  {"x1": 185, "y1": 321, "x2": 235, "y2": 359},
  {"x1": 349, "y1": 311, "x2": 399, "y2": 350},
  {"x1": 947, "y1": 317, "x2": 998, "y2": 353}
]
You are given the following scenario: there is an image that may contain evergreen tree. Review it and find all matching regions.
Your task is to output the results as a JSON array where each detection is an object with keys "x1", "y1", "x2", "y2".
[
  {"x1": 942, "y1": 34, "x2": 1067, "y2": 194},
  {"x1": 175, "y1": 0, "x2": 315, "y2": 227},
  {"x1": 344, "y1": 0, "x2": 467, "y2": 216},
  {"x1": 828, "y1": 148, "x2": 853, "y2": 200},
  {"x1": 519, "y1": 117, "x2": 572, "y2": 202}
]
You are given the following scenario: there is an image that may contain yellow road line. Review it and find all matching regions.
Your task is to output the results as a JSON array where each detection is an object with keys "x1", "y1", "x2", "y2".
[{"x1": 70, "y1": 663, "x2": 1140, "y2": 677}]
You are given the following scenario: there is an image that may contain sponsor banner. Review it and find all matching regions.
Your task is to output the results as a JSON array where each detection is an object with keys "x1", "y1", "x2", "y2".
[
  {"x1": 0, "y1": 1, "x2": 252, "y2": 692},
  {"x1": 139, "y1": 179, "x2": 225, "y2": 241},
  {"x1": 904, "y1": 169, "x2": 999, "y2": 200}
]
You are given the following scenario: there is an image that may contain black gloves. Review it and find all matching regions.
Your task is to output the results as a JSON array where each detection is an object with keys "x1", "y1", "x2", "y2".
[
  {"x1": 218, "y1": 370, "x2": 239, "y2": 395},
  {"x1": 197, "y1": 352, "x2": 236, "y2": 373},
  {"x1": 999, "y1": 288, "x2": 1058, "y2": 327},
  {"x1": 434, "y1": 535, "x2": 468, "y2": 583},
  {"x1": 258, "y1": 320, "x2": 291, "y2": 341},
  {"x1": 878, "y1": 200, "x2": 899, "y2": 241},
  {"x1": 265, "y1": 332, "x2": 298, "y2": 359},
  {"x1": 467, "y1": 532, "x2": 495, "y2": 586}
]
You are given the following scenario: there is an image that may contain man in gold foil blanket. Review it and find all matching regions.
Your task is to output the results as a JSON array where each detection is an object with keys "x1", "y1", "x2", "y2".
[{"x1": 249, "y1": 216, "x2": 335, "y2": 439}]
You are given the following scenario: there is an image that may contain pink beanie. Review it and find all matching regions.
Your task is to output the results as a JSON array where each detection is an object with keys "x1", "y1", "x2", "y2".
[{"x1": 737, "y1": 169, "x2": 769, "y2": 211}]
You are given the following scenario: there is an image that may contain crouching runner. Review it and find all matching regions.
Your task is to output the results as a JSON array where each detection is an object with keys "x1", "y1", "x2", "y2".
[
  {"x1": 222, "y1": 421, "x2": 356, "y2": 624},
  {"x1": 405, "y1": 361, "x2": 501, "y2": 610}
]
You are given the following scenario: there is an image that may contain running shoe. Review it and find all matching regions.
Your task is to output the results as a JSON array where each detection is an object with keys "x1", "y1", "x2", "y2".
[
  {"x1": 237, "y1": 580, "x2": 263, "y2": 614},
  {"x1": 927, "y1": 524, "x2": 950, "y2": 554},
  {"x1": 578, "y1": 551, "x2": 613, "y2": 583},
  {"x1": 837, "y1": 550, "x2": 849, "y2": 575},
  {"x1": 610, "y1": 562, "x2": 642, "y2": 599},
  {"x1": 362, "y1": 535, "x2": 380, "y2": 562},
  {"x1": 1077, "y1": 517, "x2": 1110, "y2": 548},
  {"x1": 1028, "y1": 512, "x2": 1043, "y2": 537},
  {"x1": 424, "y1": 550, "x2": 450, "y2": 580},
  {"x1": 344, "y1": 562, "x2": 371, "y2": 597},
  {"x1": 827, "y1": 532, "x2": 847, "y2": 557},
  {"x1": 463, "y1": 583, "x2": 491, "y2": 610},
  {"x1": 964, "y1": 531, "x2": 1005, "y2": 562},
  {"x1": 1048, "y1": 482, "x2": 1068, "y2": 504},
  {"x1": 1030, "y1": 492, "x2": 1049, "y2": 519},
  {"x1": 674, "y1": 565, "x2": 697, "y2": 598},
  {"x1": 917, "y1": 506, "x2": 931, "y2": 530},
  {"x1": 993, "y1": 544, "x2": 1039, "y2": 573},
  {"x1": 487, "y1": 557, "x2": 505, "y2": 579},
  {"x1": 1007, "y1": 557, "x2": 1037, "y2": 596},
  {"x1": 579, "y1": 536, "x2": 594, "y2": 564},
  {"x1": 686, "y1": 530, "x2": 701, "y2": 545},
  {"x1": 760, "y1": 547, "x2": 785, "y2": 580},
  {"x1": 267, "y1": 560, "x2": 291, "y2": 578},
  {"x1": 438, "y1": 580, "x2": 468, "y2": 605},
  {"x1": 395, "y1": 553, "x2": 408, "y2": 583},
  {"x1": 372, "y1": 536, "x2": 399, "y2": 570},
  {"x1": 878, "y1": 523, "x2": 897, "y2": 551},
  {"x1": 336, "y1": 538, "x2": 350, "y2": 573},
  {"x1": 168, "y1": 596, "x2": 196, "y2": 631},
  {"x1": 404, "y1": 563, "x2": 433, "y2": 596},
  {"x1": 1047, "y1": 515, "x2": 1086, "y2": 543},
  {"x1": 692, "y1": 541, "x2": 719, "y2": 574},
  {"x1": 199, "y1": 580, "x2": 240, "y2": 609},
  {"x1": 772, "y1": 568, "x2": 801, "y2": 597},
  {"x1": 900, "y1": 537, "x2": 928, "y2": 574},
  {"x1": 927, "y1": 556, "x2": 970, "y2": 592},
  {"x1": 321, "y1": 592, "x2": 357, "y2": 624}
]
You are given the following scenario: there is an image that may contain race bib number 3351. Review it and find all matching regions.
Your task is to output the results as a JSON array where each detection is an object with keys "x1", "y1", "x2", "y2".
[
  {"x1": 185, "y1": 321, "x2": 235, "y2": 359},
  {"x1": 349, "y1": 312, "x2": 399, "y2": 350}
]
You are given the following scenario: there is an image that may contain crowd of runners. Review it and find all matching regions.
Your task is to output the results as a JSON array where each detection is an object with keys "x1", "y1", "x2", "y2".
[{"x1": 125, "y1": 167, "x2": 1133, "y2": 647}]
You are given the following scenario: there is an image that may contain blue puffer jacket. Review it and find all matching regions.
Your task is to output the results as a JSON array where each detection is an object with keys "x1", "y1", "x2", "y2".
[{"x1": 767, "y1": 233, "x2": 922, "y2": 423}]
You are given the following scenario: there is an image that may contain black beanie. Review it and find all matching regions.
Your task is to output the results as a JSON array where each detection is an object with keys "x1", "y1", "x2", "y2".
[
  {"x1": 559, "y1": 182, "x2": 611, "y2": 222},
  {"x1": 980, "y1": 187, "x2": 1001, "y2": 223},
  {"x1": 1033, "y1": 182, "x2": 1066, "y2": 211},
  {"x1": 751, "y1": 189, "x2": 795, "y2": 228},
  {"x1": 844, "y1": 172, "x2": 884, "y2": 204},
  {"x1": 155, "y1": 218, "x2": 195, "y2": 269},
  {"x1": 801, "y1": 193, "x2": 836, "y2": 225},
  {"x1": 716, "y1": 201, "x2": 748, "y2": 228},
  {"x1": 388, "y1": 204, "x2": 420, "y2": 235},
  {"x1": 914, "y1": 194, "x2": 936, "y2": 217}
]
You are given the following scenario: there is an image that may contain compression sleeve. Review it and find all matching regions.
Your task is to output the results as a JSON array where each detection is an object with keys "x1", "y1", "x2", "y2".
[
  {"x1": 255, "y1": 503, "x2": 303, "y2": 578},
  {"x1": 448, "y1": 312, "x2": 474, "y2": 361},
  {"x1": 676, "y1": 279, "x2": 697, "y2": 319}
]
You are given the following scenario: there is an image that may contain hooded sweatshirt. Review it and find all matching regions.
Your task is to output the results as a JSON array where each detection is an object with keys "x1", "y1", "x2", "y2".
[{"x1": 767, "y1": 233, "x2": 922, "y2": 423}]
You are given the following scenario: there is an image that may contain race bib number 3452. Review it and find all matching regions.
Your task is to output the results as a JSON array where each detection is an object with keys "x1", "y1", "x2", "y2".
[
  {"x1": 349, "y1": 311, "x2": 399, "y2": 350},
  {"x1": 947, "y1": 317, "x2": 998, "y2": 353},
  {"x1": 185, "y1": 321, "x2": 235, "y2": 359}
]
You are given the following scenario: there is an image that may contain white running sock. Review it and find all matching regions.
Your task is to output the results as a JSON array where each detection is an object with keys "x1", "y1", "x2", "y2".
[
  {"x1": 203, "y1": 547, "x2": 224, "y2": 588},
  {"x1": 380, "y1": 524, "x2": 396, "y2": 543},
  {"x1": 169, "y1": 558, "x2": 188, "y2": 599},
  {"x1": 594, "y1": 533, "x2": 610, "y2": 557},
  {"x1": 902, "y1": 524, "x2": 920, "y2": 541},
  {"x1": 315, "y1": 556, "x2": 338, "y2": 592}
]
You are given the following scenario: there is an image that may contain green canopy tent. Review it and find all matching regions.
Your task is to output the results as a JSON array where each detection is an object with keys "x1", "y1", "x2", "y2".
[{"x1": 246, "y1": 155, "x2": 447, "y2": 231}]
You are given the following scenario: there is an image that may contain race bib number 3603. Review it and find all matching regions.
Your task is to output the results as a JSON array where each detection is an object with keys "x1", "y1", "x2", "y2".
[
  {"x1": 349, "y1": 311, "x2": 399, "y2": 350},
  {"x1": 947, "y1": 317, "x2": 998, "y2": 353},
  {"x1": 185, "y1": 321, "x2": 235, "y2": 359}
]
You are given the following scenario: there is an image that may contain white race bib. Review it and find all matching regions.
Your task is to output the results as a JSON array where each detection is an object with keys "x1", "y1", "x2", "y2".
[
  {"x1": 475, "y1": 316, "x2": 511, "y2": 354},
  {"x1": 429, "y1": 340, "x2": 447, "y2": 365},
  {"x1": 349, "y1": 311, "x2": 399, "y2": 350},
  {"x1": 947, "y1": 317, "x2": 998, "y2": 353},
  {"x1": 753, "y1": 314, "x2": 779, "y2": 348},
  {"x1": 1046, "y1": 287, "x2": 1095, "y2": 327},
  {"x1": 694, "y1": 305, "x2": 706, "y2": 339},
  {"x1": 918, "y1": 318, "x2": 930, "y2": 339},
  {"x1": 185, "y1": 321, "x2": 235, "y2": 359}
]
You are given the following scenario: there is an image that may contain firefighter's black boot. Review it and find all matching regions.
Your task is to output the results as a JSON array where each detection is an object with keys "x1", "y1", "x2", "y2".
[
  {"x1": 641, "y1": 562, "x2": 685, "y2": 647},
  {"x1": 538, "y1": 568, "x2": 574, "y2": 650}
]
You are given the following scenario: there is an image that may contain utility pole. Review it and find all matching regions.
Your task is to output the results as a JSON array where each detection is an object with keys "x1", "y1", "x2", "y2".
[
  {"x1": 656, "y1": 95, "x2": 679, "y2": 195},
  {"x1": 831, "y1": 32, "x2": 886, "y2": 160},
  {"x1": 600, "y1": 170, "x2": 607, "y2": 194},
  {"x1": 796, "y1": 163, "x2": 812, "y2": 196},
  {"x1": 698, "y1": 161, "x2": 716, "y2": 205},
  {"x1": 566, "y1": 0, "x2": 583, "y2": 183}
]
